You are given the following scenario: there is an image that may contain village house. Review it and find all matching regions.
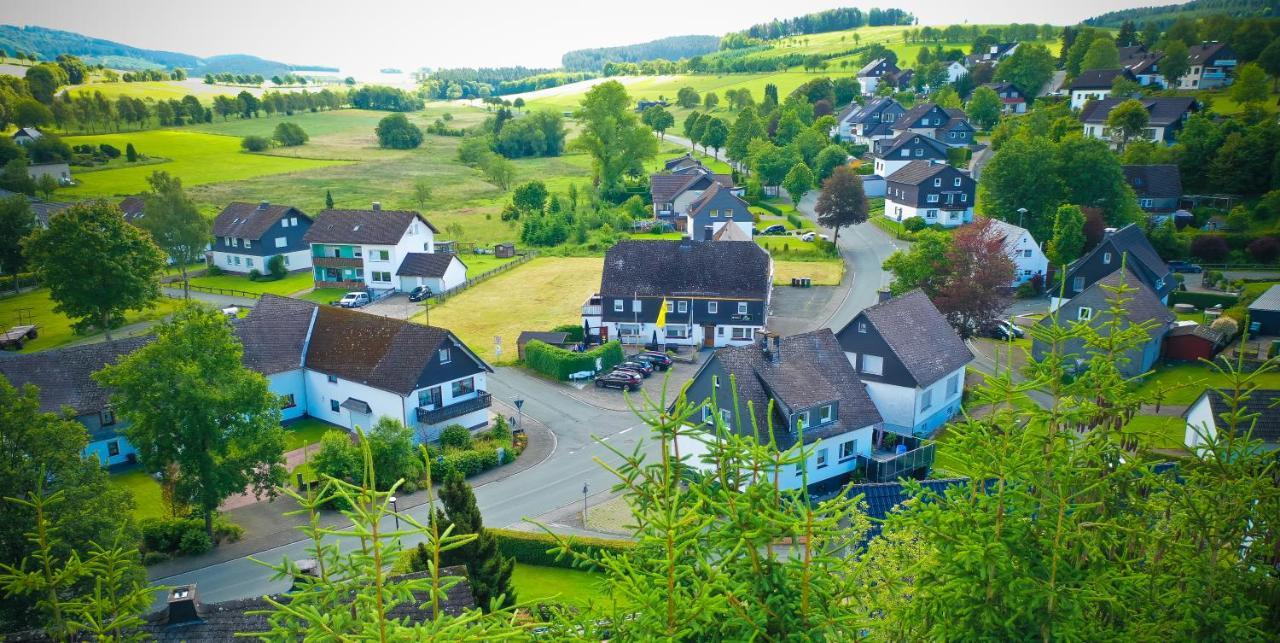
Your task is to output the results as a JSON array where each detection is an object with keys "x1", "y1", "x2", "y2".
[
  {"x1": 1120, "y1": 45, "x2": 1166, "y2": 87},
  {"x1": 832, "y1": 97, "x2": 905, "y2": 146},
  {"x1": 27, "y1": 162, "x2": 72, "y2": 186},
  {"x1": 11, "y1": 127, "x2": 42, "y2": 146},
  {"x1": 1053, "y1": 223, "x2": 1175, "y2": 310},
  {"x1": 1069, "y1": 68, "x2": 1138, "y2": 109},
  {"x1": 1034, "y1": 267, "x2": 1175, "y2": 378},
  {"x1": 303, "y1": 203, "x2": 439, "y2": 293},
  {"x1": 883, "y1": 160, "x2": 975, "y2": 228},
  {"x1": 966, "y1": 42, "x2": 1019, "y2": 67},
  {"x1": 684, "y1": 182, "x2": 753, "y2": 241},
  {"x1": 211, "y1": 201, "x2": 313, "y2": 274},
  {"x1": 1178, "y1": 42, "x2": 1237, "y2": 89},
  {"x1": 891, "y1": 102, "x2": 975, "y2": 147},
  {"x1": 649, "y1": 159, "x2": 735, "y2": 230},
  {"x1": 982, "y1": 82, "x2": 1027, "y2": 114},
  {"x1": 857, "y1": 58, "x2": 900, "y2": 95},
  {"x1": 117, "y1": 196, "x2": 146, "y2": 223},
  {"x1": 873, "y1": 131, "x2": 950, "y2": 178},
  {"x1": 1123, "y1": 165, "x2": 1183, "y2": 213},
  {"x1": 835, "y1": 290, "x2": 973, "y2": 436},
  {"x1": 1184, "y1": 389, "x2": 1280, "y2": 455},
  {"x1": 394, "y1": 252, "x2": 467, "y2": 295},
  {"x1": 581, "y1": 239, "x2": 772, "y2": 349},
  {"x1": 1080, "y1": 97, "x2": 1199, "y2": 146},
  {"x1": 987, "y1": 218, "x2": 1048, "y2": 286}
]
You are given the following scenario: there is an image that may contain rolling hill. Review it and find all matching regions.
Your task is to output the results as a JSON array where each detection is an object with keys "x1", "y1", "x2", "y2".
[{"x1": 1084, "y1": 0, "x2": 1277, "y2": 27}]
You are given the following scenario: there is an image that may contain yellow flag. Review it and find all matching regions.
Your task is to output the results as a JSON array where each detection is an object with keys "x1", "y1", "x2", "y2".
[{"x1": 656, "y1": 298, "x2": 668, "y2": 328}]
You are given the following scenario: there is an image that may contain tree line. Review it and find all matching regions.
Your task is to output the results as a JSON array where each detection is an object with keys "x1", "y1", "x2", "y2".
[{"x1": 738, "y1": 6, "x2": 915, "y2": 41}]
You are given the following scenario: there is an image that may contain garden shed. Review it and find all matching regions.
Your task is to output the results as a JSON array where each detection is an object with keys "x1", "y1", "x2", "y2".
[{"x1": 1247, "y1": 285, "x2": 1280, "y2": 336}]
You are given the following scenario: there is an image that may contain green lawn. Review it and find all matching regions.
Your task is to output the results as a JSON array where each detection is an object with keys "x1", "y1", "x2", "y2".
[
  {"x1": 1134, "y1": 362, "x2": 1280, "y2": 405},
  {"x1": 59, "y1": 129, "x2": 349, "y2": 198},
  {"x1": 0, "y1": 288, "x2": 185, "y2": 353},
  {"x1": 283, "y1": 417, "x2": 346, "y2": 451},
  {"x1": 189, "y1": 270, "x2": 315, "y2": 296},
  {"x1": 1123, "y1": 415, "x2": 1188, "y2": 450},
  {"x1": 511, "y1": 563, "x2": 610, "y2": 605},
  {"x1": 109, "y1": 470, "x2": 166, "y2": 522},
  {"x1": 455, "y1": 253, "x2": 519, "y2": 279},
  {"x1": 296, "y1": 288, "x2": 348, "y2": 304}
]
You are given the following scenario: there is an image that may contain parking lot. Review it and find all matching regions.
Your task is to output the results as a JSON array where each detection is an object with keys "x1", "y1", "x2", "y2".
[{"x1": 562, "y1": 349, "x2": 706, "y2": 412}]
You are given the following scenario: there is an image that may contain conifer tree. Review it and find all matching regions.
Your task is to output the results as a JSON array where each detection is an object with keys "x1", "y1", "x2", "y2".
[{"x1": 435, "y1": 470, "x2": 515, "y2": 611}]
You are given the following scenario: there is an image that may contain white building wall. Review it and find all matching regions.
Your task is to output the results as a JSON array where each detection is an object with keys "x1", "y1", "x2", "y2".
[
  {"x1": 304, "y1": 370, "x2": 408, "y2": 432},
  {"x1": 1070, "y1": 89, "x2": 1110, "y2": 110},
  {"x1": 884, "y1": 200, "x2": 972, "y2": 227},
  {"x1": 861, "y1": 379, "x2": 918, "y2": 431},
  {"x1": 404, "y1": 372, "x2": 490, "y2": 443},
  {"x1": 860, "y1": 76, "x2": 880, "y2": 95},
  {"x1": 774, "y1": 426, "x2": 875, "y2": 490},
  {"x1": 911, "y1": 366, "x2": 966, "y2": 428},
  {"x1": 1183, "y1": 394, "x2": 1217, "y2": 455},
  {"x1": 946, "y1": 62, "x2": 968, "y2": 83},
  {"x1": 84, "y1": 435, "x2": 137, "y2": 467},
  {"x1": 267, "y1": 369, "x2": 309, "y2": 422},
  {"x1": 672, "y1": 190, "x2": 704, "y2": 216},
  {"x1": 1006, "y1": 231, "x2": 1049, "y2": 285}
]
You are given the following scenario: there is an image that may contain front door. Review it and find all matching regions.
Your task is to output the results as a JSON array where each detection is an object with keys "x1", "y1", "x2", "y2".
[
  {"x1": 599, "y1": 325, "x2": 609, "y2": 342},
  {"x1": 703, "y1": 325, "x2": 715, "y2": 348}
]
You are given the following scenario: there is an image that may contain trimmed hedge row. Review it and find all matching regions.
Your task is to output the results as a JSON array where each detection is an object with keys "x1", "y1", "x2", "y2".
[
  {"x1": 525, "y1": 340, "x2": 623, "y2": 380},
  {"x1": 429, "y1": 446, "x2": 503, "y2": 482},
  {"x1": 491, "y1": 528, "x2": 633, "y2": 569},
  {"x1": 551, "y1": 323, "x2": 586, "y2": 342},
  {"x1": 1169, "y1": 291, "x2": 1239, "y2": 308},
  {"x1": 751, "y1": 200, "x2": 782, "y2": 216}
]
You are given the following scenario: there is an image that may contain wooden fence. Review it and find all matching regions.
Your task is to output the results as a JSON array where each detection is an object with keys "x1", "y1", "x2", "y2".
[{"x1": 430, "y1": 252, "x2": 537, "y2": 304}]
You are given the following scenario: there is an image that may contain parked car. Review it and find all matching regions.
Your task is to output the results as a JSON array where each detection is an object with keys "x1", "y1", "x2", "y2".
[
  {"x1": 336, "y1": 292, "x2": 371, "y2": 308},
  {"x1": 634, "y1": 352, "x2": 673, "y2": 370},
  {"x1": 616, "y1": 360, "x2": 654, "y2": 377},
  {"x1": 1167, "y1": 261, "x2": 1203, "y2": 273},
  {"x1": 407, "y1": 285, "x2": 433, "y2": 302},
  {"x1": 801, "y1": 231, "x2": 830, "y2": 242},
  {"x1": 595, "y1": 370, "x2": 641, "y2": 391},
  {"x1": 985, "y1": 319, "x2": 1025, "y2": 341},
  {"x1": 761, "y1": 224, "x2": 787, "y2": 236}
]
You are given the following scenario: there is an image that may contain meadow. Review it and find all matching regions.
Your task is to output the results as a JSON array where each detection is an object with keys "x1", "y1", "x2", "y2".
[{"x1": 0, "y1": 288, "x2": 185, "y2": 352}]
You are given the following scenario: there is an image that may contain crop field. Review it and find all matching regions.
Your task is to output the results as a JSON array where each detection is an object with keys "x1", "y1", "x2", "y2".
[{"x1": 60, "y1": 129, "x2": 349, "y2": 198}]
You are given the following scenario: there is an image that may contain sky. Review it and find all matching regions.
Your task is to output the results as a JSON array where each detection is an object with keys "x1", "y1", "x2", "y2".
[{"x1": 4, "y1": 0, "x2": 1169, "y2": 72}]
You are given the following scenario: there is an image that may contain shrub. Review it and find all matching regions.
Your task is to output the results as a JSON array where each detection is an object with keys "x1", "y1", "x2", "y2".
[
  {"x1": 206, "y1": 264, "x2": 223, "y2": 276},
  {"x1": 1247, "y1": 237, "x2": 1280, "y2": 263},
  {"x1": 376, "y1": 113, "x2": 423, "y2": 149},
  {"x1": 98, "y1": 143, "x2": 121, "y2": 158},
  {"x1": 267, "y1": 254, "x2": 287, "y2": 279},
  {"x1": 179, "y1": 529, "x2": 213, "y2": 556},
  {"x1": 1168, "y1": 291, "x2": 1239, "y2": 308},
  {"x1": 1015, "y1": 280, "x2": 1039, "y2": 299},
  {"x1": 489, "y1": 415, "x2": 512, "y2": 442},
  {"x1": 248, "y1": 268, "x2": 263, "y2": 281},
  {"x1": 142, "y1": 551, "x2": 170, "y2": 566},
  {"x1": 1210, "y1": 315, "x2": 1239, "y2": 338},
  {"x1": 1190, "y1": 235, "x2": 1230, "y2": 262},
  {"x1": 440, "y1": 424, "x2": 473, "y2": 450},
  {"x1": 902, "y1": 217, "x2": 927, "y2": 232},
  {"x1": 241, "y1": 135, "x2": 270, "y2": 152},
  {"x1": 491, "y1": 528, "x2": 634, "y2": 569},
  {"x1": 524, "y1": 340, "x2": 624, "y2": 380},
  {"x1": 550, "y1": 323, "x2": 585, "y2": 342},
  {"x1": 125, "y1": 143, "x2": 138, "y2": 162},
  {"x1": 212, "y1": 516, "x2": 244, "y2": 543},
  {"x1": 273, "y1": 121, "x2": 309, "y2": 147}
]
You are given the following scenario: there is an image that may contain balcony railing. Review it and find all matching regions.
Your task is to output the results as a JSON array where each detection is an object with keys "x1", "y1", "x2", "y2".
[
  {"x1": 314, "y1": 256, "x2": 364, "y2": 269},
  {"x1": 861, "y1": 439, "x2": 935, "y2": 482},
  {"x1": 417, "y1": 391, "x2": 491, "y2": 425}
]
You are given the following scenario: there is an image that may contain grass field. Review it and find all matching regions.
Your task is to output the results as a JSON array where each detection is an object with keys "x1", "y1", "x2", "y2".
[
  {"x1": 283, "y1": 417, "x2": 347, "y2": 451},
  {"x1": 109, "y1": 470, "x2": 166, "y2": 522},
  {"x1": 1122, "y1": 415, "x2": 1188, "y2": 450},
  {"x1": 298, "y1": 288, "x2": 348, "y2": 304},
  {"x1": 1134, "y1": 362, "x2": 1280, "y2": 405},
  {"x1": 415, "y1": 257, "x2": 600, "y2": 364},
  {"x1": 189, "y1": 270, "x2": 315, "y2": 296},
  {"x1": 774, "y1": 260, "x2": 844, "y2": 285},
  {"x1": 60, "y1": 129, "x2": 349, "y2": 198},
  {"x1": 511, "y1": 563, "x2": 609, "y2": 605},
  {"x1": 0, "y1": 288, "x2": 185, "y2": 352},
  {"x1": 455, "y1": 253, "x2": 519, "y2": 278}
]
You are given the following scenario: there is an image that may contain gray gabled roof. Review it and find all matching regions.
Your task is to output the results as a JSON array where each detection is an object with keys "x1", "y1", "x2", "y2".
[
  {"x1": 600, "y1": 240, "x2": 771, "y2": 299},
  {"x1": 1248, "y1": 284, "x2": 1280, "y2": 313},
  {"x1": 885, "y1": 160, "x2": 959, "y2": 186},
  {"x1": 396, "y1": 252, "x2": 464, "y2": 278},
  {"x1": 876, "y1": 131, "x2": 949, "y2": 159},
  {"x1": 213, "y1": 202, "x2": 309, "y2": 240},
  {"x1": 1123, "y1": 165, "x2": 1182, "y2": 200},
  {"x1": 857, "y1": 290, "x2": 973, "y2": 387},
  {"x1": 235, "y1": 294, "x2": 316, "y2": 375},
  {"x1": 1079, "y1": 97, "x2": 1198, "y2": 127},
  {"x1": 1192, "y1": 389, "x2": 1280, "y2": 444},
  {"x1": 1066, "y1": 223, "x2": 1173, "y2": 299},
  {"x1": 840, "y1": 97, "x2": 902, "y2": 125},
  {"x1": 0, "y1": 336, "x2": 154, "y2": 419},
  {"x1": 1069, "y1": 68, "x2": 1136, "y2": 90},
  {"x1": 304, "y1": 208, "x2": 438, "y2": 245},
  {"x1": 1041, "y1": 267, "x2": 1174, "y2": 339}
]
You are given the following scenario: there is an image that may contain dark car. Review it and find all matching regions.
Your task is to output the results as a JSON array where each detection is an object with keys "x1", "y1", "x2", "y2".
[
  {"x1": 1167, "y1": 261, "x2": 1203, "y2": 273},
  {"x1": 761, "y1": 224, "x2": 788, "y2": 236},
  {"x1": 634, "y1": 352, "x2": 673, "y2": 370},
  {"x1": 595, "y1": 371, "x2": 641, "y2": 391},
  {"x1": 407, "y1": 285, "x2": 433, "y2": 302},
  {"x1": 984, "y1": 320, "x2": 1025, "y2": 341},
  {"x1": 615, "y1": 360, "x2": 654, "y2": 377}
]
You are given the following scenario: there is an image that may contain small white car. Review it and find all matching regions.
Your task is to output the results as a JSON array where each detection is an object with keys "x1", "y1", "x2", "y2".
[
  {"x1": 337, "y1": 292, "x2": 371, "y2": 308},
  {"x1": 800, "y1": 231, "x2": 830, "y2": 242}
]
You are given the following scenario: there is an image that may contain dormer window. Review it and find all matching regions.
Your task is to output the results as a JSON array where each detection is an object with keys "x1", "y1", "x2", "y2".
[
  {"x1": 439, "y1": 347, "x2": 451, "y2": 364},
  {"x1": 819, "y1": 404, "x2": 834, "y2": 424},
  {"x1": 1103, "y1": 252, "x2": 1112, "y2": 264},
  {"x1": 1078, "y1": 307, "x2": 1093, "y2": 321},
  {"x1": 794, "y1": 410, "x2": 809, "y2": 430},
  {"x1": 613, "y1": 300, "x2": 624, "y2": 312},
  {"x1": 954, "y1": 177, "x2": 961, "y2": 186},
  {"x1": 857, "y1": 322, "x2": 867, "y2": 333}
]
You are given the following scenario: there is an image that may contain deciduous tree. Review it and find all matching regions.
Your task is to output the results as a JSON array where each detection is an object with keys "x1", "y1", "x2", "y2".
[
  {"x1": 137, "y1": 171, "x2": 208, "y2": 299},
  {"x1": 814, "y1": 165, "x2": 867, "y2": 242},
  {"x1": 412, "y1": 177, "x2": 432, "y2": 209},
  {"x1": 966, "y1": 86, "x2": 1002, "y2": 130},
  {"x1": 884, "y1": 229, "x2": 951, "y2": 295},
  {"x1": 1230, "y1": 62, "x2": 1269, "y2": 107},
  {"x1": 701, "y1": 116, "x2": 729, "y2": 159},
  {"x1": 932, "y1": 218, "x2": 1015, "y2": 337},
  {"x1": 782, "y1": 162, "x2": 814, "y2": 203},
  {"x1": 995, "y1": 43, "x2": 1055, "y2": 100},
  {"x1": 0, "y1": 195, "x2": 34, "y2": 291},
  {"x1": 572, "y1": 81, "x2": 658, "y2": 198},
  {"x1": 1046, "y1": 204, "x2": 1086, "y2": 267}
]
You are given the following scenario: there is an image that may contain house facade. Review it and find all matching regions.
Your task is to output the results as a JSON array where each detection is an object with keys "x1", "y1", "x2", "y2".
[
  {"x1": 1120, "y1": 46, "x2": 1166, "y2": 87},
  {"x1": 1034, "y1": 268, "x2": 1174, "y2": 379},
  {"x1": 983, "y1": 82, "x2": 1027, "y2": 113},
  {"x1": 395, "y1": 253, "x2": 467, "y2": 294},
  {"x1": 685, "y1": 183, "x2": 753, "y2": 241},
  {"x1": 892, "y1": 103, "x2": 974, "y2": 147},
  {"x1": 1123, "y1": 165, "x2": 1182, "y2": 213},
  {"x1": 12, "y1": 127, "x2": 42, "y2": 146},
  {"x1": 1069, "y1": 68, "x2": 1138, "y2": 109},
  {"x1": 211, "y1": 201, "x2": 314, "y2": 274},
  {"x1": 676, "y1": 330, "x2": 896, "y2": 492},
  {"x1": 1178, "y1": 42, "x2": 1236, "y2": 90},
  {"x1": 303, "y1": 204, "x2": 438, "y2": 292},
  {"x1": 832, "y1": 97, "x2": 905, "y2": 145},
  {"x1": 1184, "y1": 389, "x2": 1280, "y2": 455},
  {"x1": 835, "y1": 290, "x2": 973, "y2": 436},
  {"x1": 582, "y1": 239, "x2": 772, "y2": 349},
  {"x1": 987, "y1": 218, "x2": 1048, "y2": 285},
  {"x1": 1247, "y1": 285, "x2": 1280, "y2": 335},
  {"x1": 873, "y1": 132, "x2": 950, "y2": 177},
  {"x1": 649, "y1": 167, "x2": 735, "y2": 227},
  {"x1": 1052, "y1": 223, "x2": 1175, "y2": 310},
  {"x1": 27, "y1": 162, "x2": 72, "y2": 185},
  {"x1": 1080, "y1": 97, "x2": 1199, "y2": 146},
  {"x1": 857, "y1": 58, "x2": 900, "y2": 95},
  {"x1": 883, "y1": 160, "x2": 975, "y2": 228}
]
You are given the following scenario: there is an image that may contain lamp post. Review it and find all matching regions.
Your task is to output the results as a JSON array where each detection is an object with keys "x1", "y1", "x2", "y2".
[
  {"x1": 389, "y1": 496, "x2": 400, "y2": 530},
  {"x1": 581, "y1": 482, "x2": 589, "y2": 524},
  {"x1": 1017, "y1": 207, "x2": 1028, "y2": 229}
]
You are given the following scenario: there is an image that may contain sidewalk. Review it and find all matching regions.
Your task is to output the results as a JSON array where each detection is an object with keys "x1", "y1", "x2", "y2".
[{"x1": 146, "y1": 399, "x2": 556, "y2": 580}]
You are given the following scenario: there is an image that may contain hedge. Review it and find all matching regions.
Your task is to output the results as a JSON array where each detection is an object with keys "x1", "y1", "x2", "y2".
[
  {"x1": 1169, "y1": 291, "x2": 1239, "y2": 308},
  {"x1": 551, "y1": 323, "x2": 586, "y2": 342},
  {"x1": 525, "y1": 340, "x2": 623, "y2": 380},
  {"x1": 491, "y1": 528, "x2": 634, "y2": 569},
  {"x1": 750, "y1": 200, "x2": 782, "y2": 216}
]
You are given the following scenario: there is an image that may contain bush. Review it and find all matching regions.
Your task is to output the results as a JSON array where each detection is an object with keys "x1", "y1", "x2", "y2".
[
  {"x1": 440, "y1": 424, "x2": 473, "y2": 450},
  {"x1": 902, "y1": 217, "x2": 927, "y2": 232},
  {"x1": 141, "y1": 515, "x2": 237, "y2": 557},
  {"x1": 1248, "y1": 237, "x2": 1280, "y2": 263},
  {"x1": 491, "y1": 528, "x2": 634, "y2": 569},
  {"x1": 524, "y1": 340, "x2": 624, "y2": 380},
  {"x1": 206, "y1": 264, "x2": 223, "y2": 276},
  {"x1": 241, "y1": 135, "x2": 270, "y2": 152},
  {"x1": 179, "y1": 529, "x2": 213, "y2": 556},
  {"x1": 550, "y1": 323, "x2": 585, "y2": 342},
  {"x1": 1190, "y1": 235, "x2": 1230, "y2": 262},
  {"x1": 1015, "y1": 280, "x2": 1039, "y2": 299},
  {"x1": 273, "y1": 121, "x2": 309, "y2": 146},
  {"x1": 267, "y1": 254, "x2": 287, "y2": 279},
  {"x1": 376, "y1": 113, "x2": 423, "y2": 149},
  {"x1": 125, "y1": 142, "x2": 137, "y2": 162},
  {"x1": 98, "y1": 143, "x2": 121, "y2": 158},
  {"x1": 248, "y1": 268, "x2": 263, "y2": 281},
  {"x1": 1168, "y1": 291, "x2": 1240, "y2": 308},
  {"x1": 490, "y1": 415, "x2": 512, "y2": 442},
  {"x1": 142, "y1": 551, "x2": 170, "y2": 566},
  {"x1": 1210, "y1": 315, "x2": 1239, "y2": 338}
]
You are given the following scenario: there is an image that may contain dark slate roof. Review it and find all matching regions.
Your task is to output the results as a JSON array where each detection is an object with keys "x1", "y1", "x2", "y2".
[
  {"x1": 1199, "y1": 389, "x2": 1280, "y2": 444},
  {"x1": 303, "y1": 302, "x2": 491, "y2": 396},
  {"x1": 1070, "y1": 68, "x2": 1135, "y2": 90},
  {"x1": 396, "y1": 252, "x2": 463, "y2": 278},
  {"x1": 858, "y1": 58, "x2": 896, "y2": 76},
  {"x1": 118, "y1": 196, "x2": 146, "y2": 222},
  {"x1": 876, "y1": 131, "x2": 949, "y2": 159},
  {"x1": 841, "y1": 97, "x2": 901, "y2": 124},
  {"x1": 1123, "y1": 165, "x2": 1182, "y2": 199},
  {"x1": 895, "y1": 102, "x2": 947, "y2": 127},
  {"x1": 30, "y1": 201, "x2": 75, "y2": 227},
  {"x1": 12, "y1": 127, "x2": 41, "y2": 139},
  {"x1": 848, "y1": 477, "x2": 967, "y2": 523},
  {"x1": 1187, "y1": 42, "x2": 1231, "y2": 66},
  {"x1": 885, "y1": 160, "x2": 952, "y2": 186},
  {"x1": 1079, "y1": 97, "x2": 1198, "y2": 127},
  {"x1": 649, "y1": 173, "x2": 700, "y2": 205},
  {"x1": 687, "y1": 182, "x2": 748, "y2": 217},
  {"x1": 213, "y1": 202, "x2": 308, "y2": 239},
  {"x1": 304, "y1": 208, "x2": 437, "y2": 245},
  {"x1": 983, "y1": 81, "x2": 1023, "y2": 97},
  {"x1": 134, "y1": 569, "x2": 474, "y2": 640},
  {"x1": 702, "y1": 329, "x2": 882, "y2": 450},
  {"x1": 1067, "y1": 223, "x2": 1173, "y2": 299},
  {"x1": 664, "y1": 154, "x2": 700, "y2": 171},
  {"x1": 340, "y1": 397, "x2": 372, "y2": 414},
  {"x1": 1042, "y1": 267, "x2": 1174, "y2": 339},
  {"x1": 599, "y1": 240, "x2": 771, "y2": 299},
  {"x1": 235, "y1": 295, "x2": 316, "y2": 375},
  {"x1": 1248, "y1": 284, "x2": 1280, "y2": 313},
  {"x1": 856, "y1": 290, "x2": 973, "y2": 387},
  {"x1": 0, "y1": 335, "x2": 154, "y2": 418}
]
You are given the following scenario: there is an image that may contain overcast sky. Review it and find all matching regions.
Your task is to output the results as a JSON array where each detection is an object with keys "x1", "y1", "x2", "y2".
[{"x1": 5, "y1": 0, "x2": 1167, "y2": 71}]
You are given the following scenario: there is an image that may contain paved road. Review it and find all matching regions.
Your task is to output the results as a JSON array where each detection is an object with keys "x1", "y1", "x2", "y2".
[{"x1": 151, "y1": 366, "x2": 660, "y2": 604}]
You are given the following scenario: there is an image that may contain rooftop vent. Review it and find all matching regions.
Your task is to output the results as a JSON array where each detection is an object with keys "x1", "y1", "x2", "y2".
[
  {"x1": 371, "y1": 202, "x2": 381, "y2": 211},
  {"x1": 165, "y1": 584, "x2": 203, "y2": 626},
  {"x1": 258, "y1": 200, "x2": 269, "y2": 210}
]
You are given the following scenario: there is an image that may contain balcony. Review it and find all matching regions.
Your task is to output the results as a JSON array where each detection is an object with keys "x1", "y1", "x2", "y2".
[
  {"x1": 417, "y1": 391, "x2": 491, "y2": 425},
  {"x1": 861, "y1": 434, "x2": 935, "y2": 482},
  {"x1": 314, "y1": 256, "x2": 364, "y2": 269},
  {"x1": 582, "y1": 294, "x2": 603, "y2": 317}
]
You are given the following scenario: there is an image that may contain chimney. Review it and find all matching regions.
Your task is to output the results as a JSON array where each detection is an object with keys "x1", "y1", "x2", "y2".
[
  {"x1": 703, "y1": 225, "x2": 713, "y2": 240},
  {"x1": 371, "y1": 201, "x2": 381, "y2": 211},
  {"x1": 291, "y1": 558, "x2": 320, "y2": 591},
  {"x1": 258, "y1": 200, "x2": 269, "y2": 210},
  {"x1": 771, "y1": 335, "x2": 781, "y2": 363},
  {"x1": 165, "y1": 585, "x2": 203, "y2": 625},
  {"x1": 1103, "y1": 227, "x2": 1118, "y2": 237},
  {"x1": 877, "y1": 289, "x2": 893, "y2": 303}
]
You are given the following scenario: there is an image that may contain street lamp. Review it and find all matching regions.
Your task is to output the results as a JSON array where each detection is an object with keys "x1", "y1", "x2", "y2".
[
  {"x1": 581, "y1": 482, "x2": 589, "y2": 524},
  {"x1": 1016, "y1": 207, "x2": 1028, "y2": 229},
  {"x1": 389, "y1": 496, "x2": 400, "y2": 530}
]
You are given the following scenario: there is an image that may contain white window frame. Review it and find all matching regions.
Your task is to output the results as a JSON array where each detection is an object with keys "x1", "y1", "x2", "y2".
[
  {"x1": 731, "y1": 327, "x2": 751, "y2": 340},
  {"x1": 708, "y1": 301, "x2": 718, "y2": 314},
  {"x1": 862, "y1": 354, "x2": 884, "y2": 375},
  {"x1": 927, "y1": 194, "x2": 939, "y2": 203},
  {"x1": 1078, "y1": 307, "x2": 1093, "y2": 321},
  {"x1": 439, "y1": 347, "x2": 451, "y2": 364},
  {"x1": 819, "y1": 404, "x2": 833, "y2": 424},
  {"x1": 921, "y1": 388, "x2": 933, "y2": 411},
  {"x1": 1072, "y1": 276, "x2": 1085, "y2": 292},
  {"x1": 839, "y1": 439, "x2": 857, "y2": 462},
  {"x1": 665, "y1": 300, "x2": 673, "y2": 313},
  {"x1": 816, "y1": 448, "x2": 828, "y2": 469},
  {"x1": 677, "y1": 300, "x2": 688, "y2": 313},
  {"x1": 275, "y1": 237, "x2": 287, "y2": 248},
  {"x1": 613, "y1": 300, "x2": 624, "y2": 312},
  {"x1": 737, "y1": 302, "x2": 748, "y2": 315},
  {"x1": 1103, "y1": 252, "x2": 1112, "y2": 264},
  {"x1": 947, "y1": 373, "x2": 960, "y2": 396}
]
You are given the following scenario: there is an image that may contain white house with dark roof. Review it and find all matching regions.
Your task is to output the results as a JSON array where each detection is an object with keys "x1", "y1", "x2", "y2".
[
  {"x1": 649, "y1": 167, "x2": 736, "y2": 229},
  {"x1": 211, "y1": 201, "x2": 313, "y2": 274},
  {"x1": 884, "y1": 160, "x2": 974, "y2": 228},
  {"x1": 873, "y1": 132, "x2": 950, "y2": 178},
  {"x1": 892, "y1": 102, "x2": 975, "y2": 148},
  {"x1": 11, "y1": 127, "x2": 42, "y2": 146},
  {"x1": 832, "y1": 97, "x2": 905, "y2": 145},
  {"x1": 1080, "y1": 97, "x2": 1199, "y2": 146},
  {"x1": 685, "y1": 182, "x2": 753, "y2": 241},
  {"x1": 986, "y1": 218, "x2": 1047, "y2": 286},
  {"x1": 857, "y1": 58, "x2": 900, "y2": 95},
  {"x1": 303, "y1": 203, "x2": 438, "y2": 292},
  {"x1": 1069, "y1": 68, "x2": 1138, "y2": 109},
  {"x1": 582, "y1": 239, "x2": 772, "y2": 348},
  {"x1": 835, "y1": 290, "x2": 973, "y2": 436},
  {"x1": 982, "y1": 82, "x2": 1027, "y2": 114},
  {"x1": 396, "y1": 252, "x2": 467, "y2": 294},
  {"x1": 1184, "y1": 389, "x2": 1280, "y2": 455},
  {"x1": 1120, "y1": 46, "x2": 1166, "y2": 87},
  {"x1": 676, "y1": 329, "x2": 916, "y2": 491},
  {"x1": 1178, "y1": 42, "x2": 1236, "y2": 90}
]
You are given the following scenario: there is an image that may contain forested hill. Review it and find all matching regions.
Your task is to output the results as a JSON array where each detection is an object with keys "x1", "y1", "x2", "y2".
[
  {"x1": 0, "y1": 25, "x2": 335, "y2": 74},
  {"x1": 1084, "y1": 0, "x2": 1278, "y2": 27},
  {"x1": 735, "y1": 6, "x2": 915, "y2": 40},
  {"x1": 561, "y1": 35, "x2": 720, "y2": 72}
]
